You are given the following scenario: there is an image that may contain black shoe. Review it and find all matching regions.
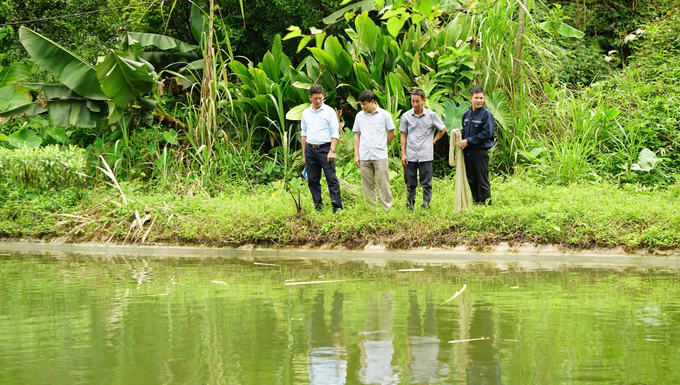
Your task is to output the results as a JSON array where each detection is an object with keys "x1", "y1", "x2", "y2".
[{"x1": 420, "y1": 203, "x2": 430, "y2": 209}]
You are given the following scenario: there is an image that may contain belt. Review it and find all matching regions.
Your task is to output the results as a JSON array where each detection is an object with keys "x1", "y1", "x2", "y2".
[{"x1": 308, "y1": 142, "x2": 331, "y2": 149}]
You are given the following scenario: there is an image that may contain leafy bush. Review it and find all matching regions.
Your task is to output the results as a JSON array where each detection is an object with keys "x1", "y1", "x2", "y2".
[{"x1": 0, "y1": 145, "x2": 86, "y2": 190}]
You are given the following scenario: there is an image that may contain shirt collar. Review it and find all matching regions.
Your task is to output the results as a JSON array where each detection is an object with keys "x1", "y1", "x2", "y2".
[{"x1": 311, "y1": 103, "x2": 328, "y2": 113}]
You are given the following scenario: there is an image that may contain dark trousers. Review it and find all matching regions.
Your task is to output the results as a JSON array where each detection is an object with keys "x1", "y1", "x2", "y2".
[
  {"x1": 305, "y1": 145, "x2": 343, "y2": 212},
  {"x1": 464, "y1": 149, "x2": 491, "y2": 204},
  {"x1": 403, "y1": 160, "x2": 433, "y2": 209}
]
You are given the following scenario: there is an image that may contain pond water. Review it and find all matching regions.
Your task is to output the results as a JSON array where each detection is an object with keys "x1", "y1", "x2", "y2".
[{"x1": 1, "y1": 250, "x2": 680, "y2": 384}]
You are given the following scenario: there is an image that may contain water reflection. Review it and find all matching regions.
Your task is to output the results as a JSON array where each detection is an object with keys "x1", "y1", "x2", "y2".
[
  {"x1": 1, "y1": 253, "x2": 680, "y2": 384},
  {"x1": 308, "y1": 292, "x2": 347, "y2": 385},
  {"x1": 359, "y1": 291, "x2": 399, "y2": 384}
]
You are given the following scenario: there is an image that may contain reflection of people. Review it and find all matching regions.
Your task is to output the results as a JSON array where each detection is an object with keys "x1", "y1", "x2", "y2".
[
  {"x1": 467, "y1": 304, "x2": 501, "y2": 384},
  {"x1": 405, "y1": 292, "x2": 442, "y2": 384},
  {"x1": 301, "y1": 84, "x2": 343, "y2": 213},
  {"x1": 353, "y1": 90, "x2": 396, "y2": 211},
  {"x1": 454, "y1": 87, "x2": 495, "y2": 205},
  {"x1": 399, "y1": 89, "x2": 447, "y2": 209},
  {"x1": 359, "y1": 291, "x2": 399, "y2": 384},
  {"x1": 308, "y1": 291, "x2": 347, "y2": 385}
]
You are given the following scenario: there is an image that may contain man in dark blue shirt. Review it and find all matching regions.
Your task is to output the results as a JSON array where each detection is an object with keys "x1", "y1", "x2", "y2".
[{"x1": 454, "y1": 87, "x2": 495, "y2": 205}]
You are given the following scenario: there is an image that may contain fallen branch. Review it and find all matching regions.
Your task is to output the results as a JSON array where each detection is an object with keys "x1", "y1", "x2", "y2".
[
  {"x1": 438, "y1": 284, "x2": 467, "y2": 307},
  {"x1": 448, "y1": 337, "x2": 489, "y2": 344}
]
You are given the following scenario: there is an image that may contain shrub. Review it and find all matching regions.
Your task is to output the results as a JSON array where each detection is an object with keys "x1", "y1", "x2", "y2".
[{"x1": 0, "y1": 145, "x2": 86, "y2": 190}]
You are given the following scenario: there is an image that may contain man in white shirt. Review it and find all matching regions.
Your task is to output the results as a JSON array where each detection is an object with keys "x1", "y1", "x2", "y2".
[
  {"x1": 352, "y1": 90, "x2": 396, "y2": 211},
  {"x1": 301, "y1": 85, "x2": 343, "y2": 213}
]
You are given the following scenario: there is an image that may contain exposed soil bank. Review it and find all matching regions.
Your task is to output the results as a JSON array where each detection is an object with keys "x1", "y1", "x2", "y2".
[{"x1": 2, "y1": 240, "x2": 680, "y2": 270}]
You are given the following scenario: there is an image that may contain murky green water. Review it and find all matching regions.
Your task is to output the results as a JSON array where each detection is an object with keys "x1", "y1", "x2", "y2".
[{"x1": 1, "y1": 251, "x2": 680, "y2": 384}]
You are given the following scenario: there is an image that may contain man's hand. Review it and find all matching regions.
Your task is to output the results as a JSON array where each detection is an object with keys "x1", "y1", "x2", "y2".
[
  {"x1": 327, "y1": 150, "x2": 335, "y2": 163},
  {"x1": 401, "y1": 154, "x2": 408, "y2": 167},
  {"x1": 354, "y1": 155, "x2": 361, "y2": 167},
  {"x1": 458, "y1": 138, "x2": 468, "y2": 149}
]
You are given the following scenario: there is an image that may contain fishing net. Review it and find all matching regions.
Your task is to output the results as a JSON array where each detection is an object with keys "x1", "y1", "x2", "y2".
[{"x1": 449, "y1": 131, "x2": 472, "y2": 212}]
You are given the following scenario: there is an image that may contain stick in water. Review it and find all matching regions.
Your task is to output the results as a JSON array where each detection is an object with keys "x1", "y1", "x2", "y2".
[
  {"x1": 438, "y1": 284, "x2": 467, "y2": 307},
  {"x1": 285, "y1": 279, "x2": 349, "y2": 286},
  {"x1": 448, "y1": 337, "x2": 489, "y2": 344}
]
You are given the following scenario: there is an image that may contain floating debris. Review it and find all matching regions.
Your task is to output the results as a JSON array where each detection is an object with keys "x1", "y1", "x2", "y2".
[
  {"x1": 211, "y1": 280, "x2": 228, "y2": 286},
  {"x1": 254, "y1": 262, "x2": 280, "y2": 267},
  {"x1": 399, "y1": 268, "x2": 424, "y2": 272},
  {"x1": 285, "y1": 279, "x2": 349, "y2": 286},
  {"x1": 448, "y1": 337, "x2": 489, "y2": 344},
  {"x1": 438, "y1": 284, "x2": 467, "y2": 307},
  {"x1": 510, "y1": 286, "x2": 519, "y2": 289}
]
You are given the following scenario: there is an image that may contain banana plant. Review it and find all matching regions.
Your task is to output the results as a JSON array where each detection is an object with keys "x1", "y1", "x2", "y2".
[{"x1": 0, "y1": 26, "x2": 198, "y2": 131}]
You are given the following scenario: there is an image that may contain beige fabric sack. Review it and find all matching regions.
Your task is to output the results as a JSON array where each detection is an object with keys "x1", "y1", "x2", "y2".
[{"x1": 449, "y1": 131, "x2": 472, "y2": 212}]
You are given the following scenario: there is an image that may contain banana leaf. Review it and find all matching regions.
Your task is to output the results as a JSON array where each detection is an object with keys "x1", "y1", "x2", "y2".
[
  {"x1": 97, "y1": 50, "x2": 157, "y2": 108},
  {"x1": 0, "y1": 62, "x2": 31, "y2": 88},
  {"x1": 18, "y1": 27, "x2": 106, "y2": 100}
]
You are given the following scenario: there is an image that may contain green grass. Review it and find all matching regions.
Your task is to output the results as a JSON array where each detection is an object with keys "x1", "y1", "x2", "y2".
[{"x1": 2, "y1": 176, "x2": 680, "y2": 251}]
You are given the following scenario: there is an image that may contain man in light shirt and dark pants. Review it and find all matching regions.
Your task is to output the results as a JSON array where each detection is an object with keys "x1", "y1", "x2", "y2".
[
  {"x1": 399, "y1": 89, "x2": 448, "y2": 210},
  {"x1": 353, "y1": 90, "x2": 396, "y2": 211},
  {"x1": 301, "y1": 85, "x2": 343, "y2": 213}
]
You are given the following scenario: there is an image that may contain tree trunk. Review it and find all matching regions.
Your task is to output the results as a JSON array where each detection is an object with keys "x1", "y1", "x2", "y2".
[{"x1": 512, "y1": 0, "x2": 530, "y2": 78}]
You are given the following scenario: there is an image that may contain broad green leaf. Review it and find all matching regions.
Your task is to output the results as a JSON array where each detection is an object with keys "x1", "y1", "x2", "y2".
[
  {"x1": 190, "y1": 4, "x2": 207, "y2": 43},
  {"x1": 0, "y1": 62, "x2": 31, "y2": 87},
  {"x1": 18, "y1": 27, "x2": 106, "y2": 100},
  {"x1": 21, "y1": 83, "x2": 77, "y2": 99},
  {"x1": 0, "y1": 134, "x2": 8, "y2": 141},
  {"x1": 126, "y1": 32, "x2": 197, "y2": 52},
  {"x1": 603, "y1": 107, "x2": 620, "y2": 120},
  {"x1": 484, "y1": 89, "x2": 511, "y2": 129},
  {"x1": 292, "y1": 81, "x2": 313, "y2": 89},
  {"x1": 283, "y1": 26, "x2": 302, "y2": 41},
  {"x1": 286, "y1": 103, "x2": 310, "y2": 120},
  {"x1": 260, "y1": 51, "x2": 279, "y2": 83},
  {"x1": 315, "y1": 32, "x2": 327, "y2": 48},
  {"x1": 557, "y1": 23, "x2": 585, "y2": 38},
  {"x1": 323, "y1": 1, "x2": 369, "y2": 24},
  {"x1": 163, "y1": 129, "x2": 178, "y2": 145},
  {"x1": 97, "y1": 50, "x2": 156, "y2": 108},
  {"x1": 413, "y1": 0, "x2": 433, "y2": 16},
  {"x1": 0, "y1": 86, "x2": 32, "y2": 112},
  {"x1": 353, "y1": 62, "x2": 372, "y2": 90},
  {"x1": 442, "y1": 99, "x2": 470, "y2": 130},
  {"x1": 9, "y1": 128, "x2": 42, "y2": 149},
  {"x1": 47, "y1": 99, "x2": 102, "y2": 128},
  {"x1": 631, "y1": 148, "x2": 663, "y2": 172},
  {"x1": 308, "y1": 47, "x2": 338, "y2": 73},
  {"x1": 297, "y1": 36, "x2": 313, "y2": 53},
  {"x1": 387, "y1": 15, "x2": 409, "y2": 37},
  {"x1": 45, "y1": 127, "x2": 69, "y2": 144},
  {"x1": 355, "y1": 12, "x2": 378, "y2": 51},
  {"x1": 324, "y1": 37, "x2": 353, "y2": 77}
]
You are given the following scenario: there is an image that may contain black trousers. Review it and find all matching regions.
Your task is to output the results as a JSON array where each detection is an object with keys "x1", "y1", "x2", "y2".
[
  {"x1": 403, "y1": 160, "x2": 433, "y2": 209},
  {"x1": 305, "y1": 145, "x2": 343, "y2": 212},
  {"x1": 464, "y1": 149, "x2": 491, "y2": 204}
]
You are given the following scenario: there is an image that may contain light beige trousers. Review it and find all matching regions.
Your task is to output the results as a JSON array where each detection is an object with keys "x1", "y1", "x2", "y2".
[{"x1": 360, "y1": 159, "x2": 393, "y2": 211}]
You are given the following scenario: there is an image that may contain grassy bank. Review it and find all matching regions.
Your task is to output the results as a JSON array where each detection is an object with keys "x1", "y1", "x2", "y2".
[{"x1": 2, "y1": 176, "x2": 680, "y2": 251}]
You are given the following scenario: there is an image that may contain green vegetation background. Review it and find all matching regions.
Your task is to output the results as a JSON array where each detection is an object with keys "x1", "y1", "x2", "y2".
[{"x1": 1, "y1": 0, "x2": 679, "y2": 250}]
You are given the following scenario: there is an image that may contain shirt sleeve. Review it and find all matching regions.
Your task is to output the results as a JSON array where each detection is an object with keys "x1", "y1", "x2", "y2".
[
  {"x1": 352, "y1": 114, "x2": 361, "y2": 133},
  {"x1": 385, "y1": 111, "x2": 396, "y2": 131},
  {"x1": 300, "y1": 110, "x2": 308, "y2": 137},
  {"x1": 329, "y1": 108, "x2": 340, "y2": 139},
  {"x1": 399, "y1": 115, "x2": 408, "y2": 134},
  {"x1": 431, "y1": 111, "x2": 446, "y2": 131}
]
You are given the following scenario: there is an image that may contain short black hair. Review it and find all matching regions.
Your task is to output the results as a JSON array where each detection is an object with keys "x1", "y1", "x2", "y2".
[
  {"x1": 470, "y1": 86, "x2": 484, "y2": 97},
  {"x1": 358, "y1": 90, "x2": 377, "y2": 103},
  {"x1": 309, "y1": 84, "x2": 324, "y2": 96},
  {"x1": 410, "y1": 89, "x2": 426, "y2": 100}
]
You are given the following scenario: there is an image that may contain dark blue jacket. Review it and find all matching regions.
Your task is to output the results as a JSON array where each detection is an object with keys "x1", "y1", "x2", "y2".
[{"x1": 461, "y1": 106, "x2": 495, "y2": 150}]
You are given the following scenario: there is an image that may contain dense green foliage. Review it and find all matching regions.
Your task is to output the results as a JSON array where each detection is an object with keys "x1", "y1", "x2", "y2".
[{"x1": 1, "y1": 0, "x2": 679, "y2": 248}]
